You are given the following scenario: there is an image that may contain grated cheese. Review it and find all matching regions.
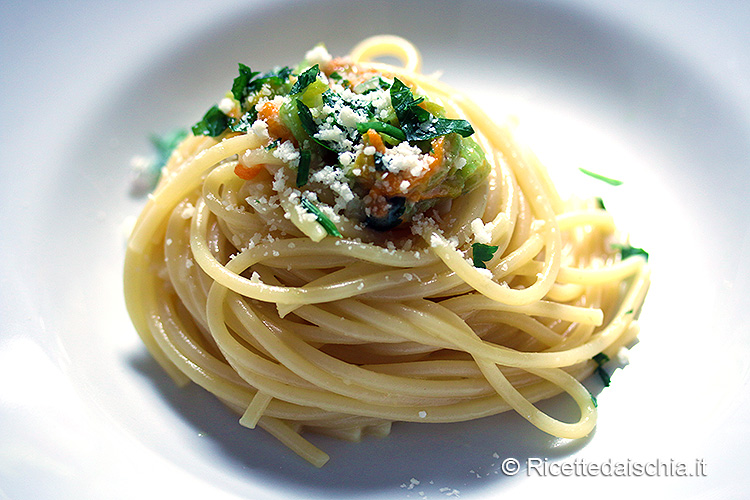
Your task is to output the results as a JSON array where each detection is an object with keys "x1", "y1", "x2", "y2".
[
  {"x1": 382, "y1": 141, "x2": 435, "y2": 177},
  {"x1": 250, "y1": 119, "x2": 270, "y2": 142},
  {"x1": 304, "y1": 44, "x2": 332, "y2": 66},
  {"x1": 471, "y1": 218, "x2": 492, "y2": 244},
  {"x1": 272, "y1": 140, "x2": 300, "y2": 166},
  {"x1": 218, "y1": 97, "x2": 235, "y2": 114}
]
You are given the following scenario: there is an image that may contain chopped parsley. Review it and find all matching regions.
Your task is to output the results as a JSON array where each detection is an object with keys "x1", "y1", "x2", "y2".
[
  {"x1": 232, "y1": 64, "x2": 260, "y2": 102},
  {"x1": 262, "y1": 66, "x2": 294, "y2": 86},
  {"x1": 150, "y1": 128, "x2": 188, "y2": 168},
  {"x1": 592, "y1": 352, "x2": 610, "y2": 365},
  {"x1": 192, "y1": 105, "x2": 230, "y2": 137},
  {"x1": 232, "y1": 64, "x2": 293, "y2": 103},
  {"x1": 265, "y1": 139, "x2": 281, "y2": 151},
  {"x1": 422, "y1": 117, "x2": 475, "y2": 140},
  {"x1": 322, "y1": 89, "x2": 376, "y2": 120},
  {"x1": 592, "y1": 353, "x2": 611, "y2": 387},
  {"x1": 290, "y1": 64, "x2": 320, "y2": 94},
  {"x1": 612, "y1": 243, "x2": 649, "y2": 261},
  {"x1": 296, "y1": 150, "x2": 311, "y2": 187},
  {"x1": 391, "y1": 77, "x2": 427, "y2": 120},
  {"x1": 471, "y1": 242, "x2": 499, "y2": 269},
  {"x1": 301, "y1": 198, "x2": 342, "y2": 237},
  {"x1": 390, "y1": 78, "x2": 474, "y2": 141},
  {"x1": 595, "y1": 196, "x2": 606, "y2": 210},
  {"x1": 295, "y1": 99, "x2": 336, "y2": 151},
  {"x1": 230, "y1": 108, "x2": 258, "y2": 133},
  {"x1": 578, "y1": 168, "x2": 623, "y2": 186},
  {"x1": 372, "y1": 151, "x2": 387, "y2": 171},
  {"x1": 131, "y1": 128, "x2": 188, "y2": 195}
]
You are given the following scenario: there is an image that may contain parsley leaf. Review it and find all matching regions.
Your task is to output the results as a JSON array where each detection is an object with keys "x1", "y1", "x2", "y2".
[
  {"x1": 231, "y1": 65, "x2": 293, "y2": 104},
  {"x1": 592, "y1": 353, "x2": 610, "y2": 365},
  {"x1": 390, "y1": 77, "x2": 474, "y2": 141},
  {"x1": 150, "y1": 128, "x2": 187, "y2": 167},
  {"x1": 612, "y1": 243, "x2": 649, "y2": 261},
  {"x1": 232, "y1": 64, "x2": 260, "y2": 102},
  {"x1": 300, "y1": 198, "x2": 342, "y2": 237},
  {"x1": 377, "y1": 77, "x2": 391, "y2": 90},
  {"x1": 432, "y1": 117, "x2": 474, "y2": 137},
  {"x1": 579, "y1": 168, "x2": 623, "y2": 186},
  {"x1": 295, "y1": 99, "x2": 336, "y2": 152},
  {"x1": 405, "y1": 116, "x2": 474, "y2": 141},
  {"x1": 296, "y1": 150, "x2": 311, "y2": 187},
  {"x1": 592, "y1": 353, "x2": 611, "y2": 387},
  {"x1": 262, "y1": 66, "x2": 294, "y2": 86},
  {"x1": 229, "y1": 108, "x2": 258, "y2": 133},
  {"x1": 471, "y1": 242, "x2": 499, "y2": 269},
  {"x1": 391, "y1": 77, "x2": 429, "y2": 125},
  {"x1": 192, "y1": 105, "x2": 229, "y2": 137},
  {"x1": 372, "y1": 151, "x2": 387, "y2": 171},
  {"x1": 323, "y1": 90, "x2": 375, "y2": 119},
  {"x1": 291, "y1": 64, "x2": 320, "y2": 94}
]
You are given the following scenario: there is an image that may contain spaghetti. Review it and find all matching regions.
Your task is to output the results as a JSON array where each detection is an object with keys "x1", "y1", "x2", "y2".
[{"x1": 124, "y1": 35, "x2": 650, "y2": 467}]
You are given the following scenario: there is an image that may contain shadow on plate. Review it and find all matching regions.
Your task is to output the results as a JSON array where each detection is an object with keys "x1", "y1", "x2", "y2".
[{"x1": 127, "y1": 348, "x2": 598, "y2": 496}]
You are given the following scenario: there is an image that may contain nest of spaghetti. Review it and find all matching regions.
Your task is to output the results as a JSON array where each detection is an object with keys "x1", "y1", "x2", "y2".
[{"x1": 124, "y1": 35, "x2": 650, "y2": 467}]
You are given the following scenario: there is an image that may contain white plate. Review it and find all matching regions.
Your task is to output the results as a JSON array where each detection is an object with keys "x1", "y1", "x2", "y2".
[{"x1": 2, "y1": 0, "x2": 749, "y2": 498}]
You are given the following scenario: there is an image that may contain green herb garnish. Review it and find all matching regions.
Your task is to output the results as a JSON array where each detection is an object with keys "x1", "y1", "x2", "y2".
[
  {"x1": 593, "y1": 353, "x2": 610, "y2": 365},
  {"x1": 296, "y1": 99, "x2": 336, "y2": 151},
  {"x1": 356, "y1": 121, "x2": 407, "y2": 142},
  {"x1": 373, "y1": 151, "x2": 386, "y2": 171},
  {"x1": 595, "y1": 197, "x2": 606, "y2": 210},
  {"x1": 260, "y1": 66, "x2": 294, "y2": 87},
  {"x1": 377, "y1": 77, "x2": 391, "y2": 90},
  {"x1": 579, "y1": 168, "x2": 623, "y2": 186},
  {"x1": 296, "y1": 150, "x2": 311, "y2": 187},
  {"x1": 390, "y1": 78, "x2": 428, "y2": 135},
  {"x1": 592, "y1": 353, "x2": 611, "y2": 387},
  {"x1": 596, "y1": 369, "x2": 610, "y2": 387},
  {"x1": 420, "y1": 117, "x2": 475, "y2": 140},
  {"x1": 290, "y1": 64, "x2": 320, "y2": 94},
  {"x1": 612, "y1": 243, "x2": 649, "y2": 261},
  {"x1": 232, "y1": 64, "x2": 260, "y2": 102},
  {"x1": 192, "y1": 105, "x2": 230, "y2": 137},
  {"x1": 231, "y1": 64, "x2": 293, "y2": 104},
  {"x1": 391, "y1": 78, "x2": 427, "y2": 118},
  {"x1": 229, "y1": 108, "x2": 258, "y2": 133},
  {"x1": 300, "y1": 198, "x2": 342, "y2": 237},
  {"x1": 471, "y1": 242, "x2": 499, "y2": 269},
  {"x1": 390, "y1": 78, "x2": 474, "y2": 141},
  {"x1": 150, "y1": 128, "x2": 188, "y2": 168}
]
